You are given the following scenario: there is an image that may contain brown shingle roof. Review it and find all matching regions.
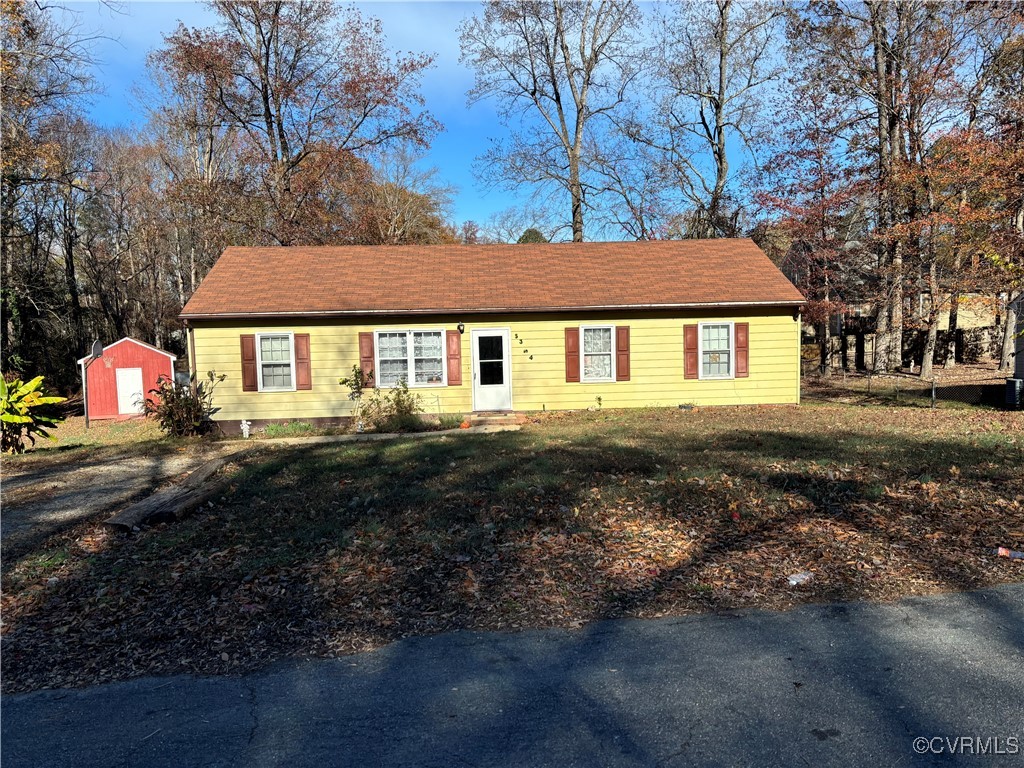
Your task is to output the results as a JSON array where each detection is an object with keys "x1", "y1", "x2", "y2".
[{"x1": 179, "y1": 239, "x2": 804, "y2": 319}]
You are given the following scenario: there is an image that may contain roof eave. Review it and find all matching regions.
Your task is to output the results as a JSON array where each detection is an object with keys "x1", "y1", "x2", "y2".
[{"x1": 180, "y1": 299, "x2": 805, "y2": 321}]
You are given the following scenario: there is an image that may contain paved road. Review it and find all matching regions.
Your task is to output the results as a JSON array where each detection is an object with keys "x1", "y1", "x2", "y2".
[{"x1": 4, "y1": 585, "x2": 1023, "y2": 767}]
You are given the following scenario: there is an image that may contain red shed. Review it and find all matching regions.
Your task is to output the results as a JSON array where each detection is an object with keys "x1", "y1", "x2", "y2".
[{"x1": 78, "y1": 337, "x2": 176, "y2": 421}]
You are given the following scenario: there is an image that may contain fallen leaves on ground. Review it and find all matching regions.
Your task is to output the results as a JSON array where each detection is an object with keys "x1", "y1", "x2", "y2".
[{"x1": 2, "y1": 402, "x2": 1022, "y2": 693}]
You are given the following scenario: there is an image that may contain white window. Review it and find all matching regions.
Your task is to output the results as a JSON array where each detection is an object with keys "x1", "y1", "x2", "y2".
[
  {"x1": 700, "y1": 323, "x2": 733, "y2": 379},
  {"x1": 256, "y1": 332, "x2": 295, "y2": 391},
  {"x1": 412, "y1": 331, "x2": 444, "y2": 385},
  {"x1": 376, "y1": 332, "x2": 409, "y2": 387},
  {"x1": 581, "y1": 325, "x2": 615, "y2": 382},
  {"x1": 374, "y1": 330, "x2": 446, "y2": 387}
]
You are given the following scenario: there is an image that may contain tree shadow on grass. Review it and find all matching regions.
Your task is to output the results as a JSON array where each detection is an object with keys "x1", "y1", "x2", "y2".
[{"x1": 2, "y1": 423, "x2": 1022, "y2": 695}]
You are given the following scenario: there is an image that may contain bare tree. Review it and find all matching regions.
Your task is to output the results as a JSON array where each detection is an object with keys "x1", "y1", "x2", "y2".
[
  {"x1": 365, "y1": 145, "x2": 456, "y2": 244},
  {"x1": 586, "y1": 132, "x2": 667, "y2": 239},
  {"x1": 1, "y1": 0, "x2": 97, "y2": 378},
  {"x1": 480, "y1": 203, "x2": 564, "y2": 243},
  {"x1": 632, "y1": 0, "x2": 784, "y2": 239},
  {"x1": 460, "y1": 0, "x2": 641, "y2": 241},
  {"x1": 159, "y1": 0, "x2": 439, "y2": 245}
]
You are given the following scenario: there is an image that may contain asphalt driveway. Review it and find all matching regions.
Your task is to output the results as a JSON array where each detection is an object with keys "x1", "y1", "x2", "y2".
[{"x1": 4, "y1": 584, "x2": 1022, "y2": 767}]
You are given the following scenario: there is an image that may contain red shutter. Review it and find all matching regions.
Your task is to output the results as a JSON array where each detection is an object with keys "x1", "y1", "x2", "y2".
[
  {"x1": 446, "y1": 330, "x2": 462, "y2": 385},
  {"x1": 735, "y1": 322, "x2": 749, "y2": 378},
  {"x1": 241, "y1": 334, "x2": 257, "y2": 391},
  {"x1": 295, "y1": 333, "x2": 312, "y2": 390},
  {"x1": 615, "y1": 326, "x2": 630, "y2": 381},
  {"x1": 683, "y1": 324, "x2": 699, "y2": 379},
  {"x1": 358, "y1": 332, "x2": 375, "y2": 387},
  {"x1": 565, "y1": 327, "x2": 580, "y2": 382}
]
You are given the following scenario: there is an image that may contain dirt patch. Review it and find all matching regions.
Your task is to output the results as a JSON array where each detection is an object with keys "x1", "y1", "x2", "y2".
[{"x1": 1, "y1": 444, "x2": 226, "y2": 561}]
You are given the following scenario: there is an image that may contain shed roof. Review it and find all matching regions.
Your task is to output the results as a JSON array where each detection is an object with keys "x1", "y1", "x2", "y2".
[
  {"x1": 179, "y1": 239, "x2": 804, "y2": 320},
  {"x1": 76, "y1": 336, "x2": 177, "y2": 365}
]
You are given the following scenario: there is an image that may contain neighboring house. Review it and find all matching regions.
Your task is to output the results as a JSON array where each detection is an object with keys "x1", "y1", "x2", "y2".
[
  {"x1": 78, "y1": 337, "x2": 176, "y2": 420},
  {"x1": 179, "y1": 240, "x2": 804, "y2": 430}
]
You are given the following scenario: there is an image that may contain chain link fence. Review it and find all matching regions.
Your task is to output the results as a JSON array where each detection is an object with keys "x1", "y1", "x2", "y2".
[{"x1": 801, "y1": 364, "x2": 1015, "y2": 409}]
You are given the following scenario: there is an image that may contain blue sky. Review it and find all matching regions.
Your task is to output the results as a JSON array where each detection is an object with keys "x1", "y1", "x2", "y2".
[{"x1": 62, "y1": 0, "x2": 522, "y2": 226}]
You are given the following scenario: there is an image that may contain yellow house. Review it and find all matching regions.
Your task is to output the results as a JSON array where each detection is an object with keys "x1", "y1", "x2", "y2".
[{"x1": 180, "y1": 240, "x2": 804, "y2": 430}]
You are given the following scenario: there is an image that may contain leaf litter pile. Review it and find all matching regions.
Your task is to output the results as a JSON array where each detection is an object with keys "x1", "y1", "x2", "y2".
[{"x1": 3, "y1": 403, "x2": 1023, "y2": 693}]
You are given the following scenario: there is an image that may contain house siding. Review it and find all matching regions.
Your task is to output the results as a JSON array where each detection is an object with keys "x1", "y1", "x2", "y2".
[{"x1": 190, "y1": 309, "x2": 800, "y2": 423}]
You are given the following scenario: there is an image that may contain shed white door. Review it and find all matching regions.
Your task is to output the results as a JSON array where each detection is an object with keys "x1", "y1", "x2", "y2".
[
  {"x1": 471, "y1": 328, "x2": 512, "y2": 411},
  {"x1": 115, "y1": 368, "x2": 145, "y2": 415}
]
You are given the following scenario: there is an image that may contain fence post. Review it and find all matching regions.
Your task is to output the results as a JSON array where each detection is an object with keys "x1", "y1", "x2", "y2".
[{"x1": 931, "y1": 380, "x2": 936, "y2": 409}]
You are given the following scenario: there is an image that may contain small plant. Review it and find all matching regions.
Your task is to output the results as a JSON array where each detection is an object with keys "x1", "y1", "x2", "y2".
[
  {"x1": 339, "y1": 365, "x2": 372, "y2": 432},
  {"x1": 262, "y1": 421, "x2": 315, "y2": 438},
  {"x1": 595, "y1": 395, "x2": 602, "y2": 409},
  {"x1": 1, "y1": 375, "x2": 67, "y2": 453},
  {"x1": 338, "y1": 365, "x2": 371, "y2": 400},
  {"x1": 361, "y1": 379, "x2": 426, "y2": 432},
  {"x1": 438, "y1": 413, "x2": 464, "y2": 430},
  {"x1": 144, "y1": 370, "x2": 226, "y2": 437}
]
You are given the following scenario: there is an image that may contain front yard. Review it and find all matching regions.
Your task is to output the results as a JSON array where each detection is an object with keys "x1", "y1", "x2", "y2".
[{"x1": 2, "y1": 402, "x2": 1023, "y2": 692}]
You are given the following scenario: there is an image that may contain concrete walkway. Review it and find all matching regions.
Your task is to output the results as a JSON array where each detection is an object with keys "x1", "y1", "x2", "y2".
[
  {"x1": 253, "y1": 422, "x2": 521, "y2": 447},
  {"x1": 4, "y1": 585, "x2": 1022, "y2": 767}
]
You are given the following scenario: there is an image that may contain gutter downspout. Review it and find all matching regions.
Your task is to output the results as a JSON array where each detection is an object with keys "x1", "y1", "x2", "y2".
[
  {"x1": 797, "y1": 309, "x2": 802, "y2": 405},
  {"x1": 185, "y1": 320, "x2": 197, "y2": 379}
]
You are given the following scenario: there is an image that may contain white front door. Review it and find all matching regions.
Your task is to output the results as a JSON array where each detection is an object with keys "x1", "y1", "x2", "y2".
[
  {"x1": 471, "y1": 328, "x2": 512, "y2": 411},
  {"x1": 115, "y1": 368, "x2": 145, "y2": 415}
]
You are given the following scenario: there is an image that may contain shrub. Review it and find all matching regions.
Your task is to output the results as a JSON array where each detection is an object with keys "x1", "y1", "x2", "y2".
[
  {"x1": 339, "y1": 365, "x2": 371, "y2": 432},
  {"x1": 144, "y1": 370, "x2": 226, "y2": 437},
  {"x1": 438, "y1": 413, "x2": 464, "y2": 430},
  {"x1": 338, "y1": 364, "x2": 371, "y2": 401},
  {"x1": 361, "y1": 379, "x2": 426, "y2": 432},
  {"x1": 1, "y1": 375, "x2": 67, "y2": 453}
]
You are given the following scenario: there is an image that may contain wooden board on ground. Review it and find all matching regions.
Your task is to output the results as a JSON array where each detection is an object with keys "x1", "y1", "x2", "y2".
[{"x1": 104, "y1": 450, "x2": 247, "y2": 530}]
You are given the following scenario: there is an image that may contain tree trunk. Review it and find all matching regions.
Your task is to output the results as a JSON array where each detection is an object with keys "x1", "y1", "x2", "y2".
[
  {"x1": 568, "y1": 151, "x2": 584, "y2": 242},
  {"x1": 1000, "y1": 295, "x2": 1018, "y2": 372},
  {"x1": 818, "y1": 321, "x2": 831, "y2": 376},
  {"x1": 920, "y1": 259, "x2": 939, "y2": 379},
  {"x1": 710, "y1": 0, "x2": 731, "y2": 236},
  {"x1": 874, "y1": 302, "x2": 890, "y2": 373},
  {"x1": 868, "y1": 1, "x2": 894, "y2": 372},
  {"x1": 61, "y1": 190, "x2": 86, "y2": 355},
  {"x1": 945, "y1": 265, "x2": 960, "y2": 367},
  {"x1": 0, "y1": 176, "x2": 18, "y2": 362}
]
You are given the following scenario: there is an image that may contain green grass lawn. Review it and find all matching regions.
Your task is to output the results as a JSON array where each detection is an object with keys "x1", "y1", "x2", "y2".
[
  {"x1": 2, "y1": 402, "x2": 1022, "y2": 692},
  {"x1": 1, "y1": 416, "x2": 190, "y2": 471}
]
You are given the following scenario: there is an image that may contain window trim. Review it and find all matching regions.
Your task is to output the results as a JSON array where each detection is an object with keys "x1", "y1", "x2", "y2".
[
  {"x1": 580, "y1": 324, "x2": 616, "y2": 383},
  {"x1": 255, "y1": 331, "x2": 297, "y2": 392},
  {"x1": 373, "y1": 329, "x2": 448, "y2": 388},
  {"x1": 697, "y1": 321, "x2": 735, "y2": 380}
]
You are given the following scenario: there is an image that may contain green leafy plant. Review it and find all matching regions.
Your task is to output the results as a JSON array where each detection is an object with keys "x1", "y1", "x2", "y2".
[
  {"x1": 361, "y1": 379, "x2": 426, "y2": 432},
  {"x1": 1, "y1": 375, "x2": 67, "y2": 453},
  {"x1": 338, "y1": 365, "x2": 371, "y2": 400},
  {"x1": 438, "y1": 413, "x2": 464, "y2": 430},
  {"x1": 144, "y1": 370, "x2": 226, "y2": 437},
  {"x1": 262, "y1": 421, "x2": 315, "y2": 438},
  {"x1": 339, "y1": 365, "x2": 372, "y2": 432}
]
